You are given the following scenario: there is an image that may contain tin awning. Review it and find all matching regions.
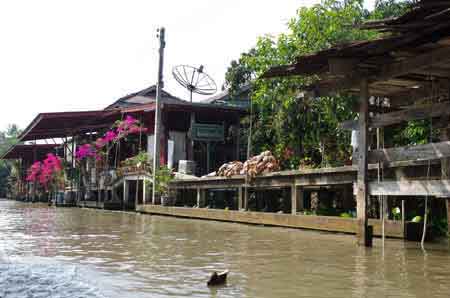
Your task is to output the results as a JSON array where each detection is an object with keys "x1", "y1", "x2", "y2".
[
  {"x1": 19, "y1": 110, "x2": 121, "y2": 141},
  {"x1": 0, "y1": 144, "x2": 60, "y2": 160}
]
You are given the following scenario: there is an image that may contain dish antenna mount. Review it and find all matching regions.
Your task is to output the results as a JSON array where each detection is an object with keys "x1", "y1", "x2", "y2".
[{"x1": 172, "y1": 65, "x2": 217, "y2": 102}]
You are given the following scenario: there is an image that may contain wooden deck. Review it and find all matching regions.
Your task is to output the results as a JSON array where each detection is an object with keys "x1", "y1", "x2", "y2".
[{"x1": 136, "y1": 204, "x2": 404, "y2": 238}]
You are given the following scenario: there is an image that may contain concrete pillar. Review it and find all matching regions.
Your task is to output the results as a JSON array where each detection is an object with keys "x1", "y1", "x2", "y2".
[
  {"x1": 291, "y1": 185, "x2": 302, "y2": 215},
  {"x1": 356, "y1": 77, "x2": 371, "y2": 247},
  {"x1": 196, "y1": 187, "x2": 206, "y2": 208}
]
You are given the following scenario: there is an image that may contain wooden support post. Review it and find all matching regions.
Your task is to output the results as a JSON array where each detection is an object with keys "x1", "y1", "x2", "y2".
[
  {"x1": 98, "y1": 189, "x2": 102, "y2": 207},
  {"x1": 143, "y1": 179, "x2": 146, "y2": 205},
  {"x1": 357, "y1": 77, "x2": 371, "y2": 247},
  {"x1": 243, "y1": 187, "x2": 249, "y2": 211},
  {"x1": 297, "y1": 187, "x2": 304, "y2": 211},
  {"x1": 135, "y1": 179, "x2": 139, "y2": 210},
  {"x1": 401, "y1": 199, "x2": 405, "y2": 238},
  {"x1": 238, "y1": 187, "x2": 243, "y2": 210},
  {"x1": 206, "y1": 142, "x2": 211, "y2": 174},
  {"x1": 235, "y1": 118, "x2": 240, "y2": 160},
  {"x1": 123, "y1": 180, "x2": 128, "y2": 209},
  {"x1": 440, "y1": 124, "x2": 450, "y2": 236}
]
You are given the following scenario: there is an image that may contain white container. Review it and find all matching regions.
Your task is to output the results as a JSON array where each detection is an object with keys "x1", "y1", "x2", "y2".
[{"x1": 178, "y1": 160, "x2": 196, "y2": 175}]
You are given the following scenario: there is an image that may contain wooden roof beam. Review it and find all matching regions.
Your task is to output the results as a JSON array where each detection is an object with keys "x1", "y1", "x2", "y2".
[
  {"x1": 311, "y1": 47, "x2": 450, "y2": 96},
  {"x1": 368, "y1": 141, "x2": 450, "y2": 164},
  {"x1": 369, "y1": 180, "x2": 450, "y2": 197},
  {"x1": 378, "y1": 47, "x2": 450, "y2": 81}
]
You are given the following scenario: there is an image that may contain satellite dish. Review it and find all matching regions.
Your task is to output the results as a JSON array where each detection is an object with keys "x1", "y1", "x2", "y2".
[{"x1": 172, "y1": 65, "x2": 217, "y2": 102}]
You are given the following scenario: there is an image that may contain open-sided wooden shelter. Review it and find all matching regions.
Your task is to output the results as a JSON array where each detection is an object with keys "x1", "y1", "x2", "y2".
[{"x1": 263, "y1": 0, "x2": 450, "y2": 245}]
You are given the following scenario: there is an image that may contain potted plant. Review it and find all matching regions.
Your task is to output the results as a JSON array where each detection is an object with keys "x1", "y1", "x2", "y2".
[
  {"x1": 154, "y1": 166, "x2": 175, "y2": 206},
  {"x1": 118, "y1": 151, "x2": 151, "y2": 176}
]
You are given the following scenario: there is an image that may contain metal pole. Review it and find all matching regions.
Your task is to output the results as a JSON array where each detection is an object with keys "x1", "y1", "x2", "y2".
[{"x1": 152, "y1": 27, "x2": 165, "y2": 204}]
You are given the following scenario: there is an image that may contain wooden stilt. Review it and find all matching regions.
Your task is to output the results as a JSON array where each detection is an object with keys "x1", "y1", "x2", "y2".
[
  {"x1": 135, "y1": 179, "x2": 139, "y2": 210},
  {"x1": 238, "y1": 187, "x2": 243, "y2": 210},
  {"x1": 440, "y1": 125, "x2": 450, "y2": 236},
  {"x1": 243, "y1": 187, "x2": 249, "y2": 211},
  {"x1": 143, "y1": 179, "x2": 146, "y2": 205},
  {"x1": 356, "y1": 77, "x2": 371, "y2": 247},
  {"x1": 123, "y1": 180, "x2": 128, "y2": 210},
  {"x1": 297, "y1": 187, "x2": 304, "y2": 211},
  {"x1": 235, "y1": 117, "x2": 240, "y2": 160}
]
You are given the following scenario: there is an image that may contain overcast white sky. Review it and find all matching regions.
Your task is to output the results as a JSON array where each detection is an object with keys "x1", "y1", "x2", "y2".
[{"x1": 0, "y1": 0, "x2": 375, "y2": 131}]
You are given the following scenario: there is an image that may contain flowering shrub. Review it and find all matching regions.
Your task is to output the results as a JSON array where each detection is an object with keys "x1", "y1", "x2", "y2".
[
  {"x1": 77, "y1": 115, "x2": 147, "y2": 162},
  {"x1": 75, "y1": 144, "x2": 97, "y2": 160},
  {"x1": 26, "y1": 115, "x2": 147, "y2": 194},
  {"x1": 26, "y1": 161, "x2": 42, "y2": 182},
  {"x1": 26, "y1": 153, "x2": 64, "y2": 190}
]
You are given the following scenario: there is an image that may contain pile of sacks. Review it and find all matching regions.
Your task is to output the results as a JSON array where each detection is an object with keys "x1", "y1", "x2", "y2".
[
  {"x1": 217, "y1": 151, "x2": 280, "y2": 178},
  {"x1": 217, "y1": 161, "x2": 243, "y2": 178}
]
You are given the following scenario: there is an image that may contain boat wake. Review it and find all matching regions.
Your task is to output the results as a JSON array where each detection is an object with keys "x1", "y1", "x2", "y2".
[{"x1": 0, "y1": 260, "x2": 105, "y2": 298}]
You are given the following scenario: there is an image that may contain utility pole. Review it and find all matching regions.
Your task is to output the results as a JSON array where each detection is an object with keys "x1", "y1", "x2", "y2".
[{"x1": 152, "y1": 27, "x2": 165, "y2": 204}]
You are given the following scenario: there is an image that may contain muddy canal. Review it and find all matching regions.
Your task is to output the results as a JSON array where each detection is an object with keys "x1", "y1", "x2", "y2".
[{"x1": 1, "y1": 199, "x2": 450, "y2": 298}]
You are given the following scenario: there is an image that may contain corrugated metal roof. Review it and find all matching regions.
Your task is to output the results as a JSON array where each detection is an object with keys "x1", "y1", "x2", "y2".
[{"x1": 104, "y1": 85, "x2": 186, "y2": 110}]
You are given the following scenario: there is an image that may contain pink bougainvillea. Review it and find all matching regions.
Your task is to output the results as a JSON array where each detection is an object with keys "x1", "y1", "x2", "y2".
[
  {"x1": 26, "y1": 161, "x2": 42, "y2": 182},
  {"x1": 104, "y1": 130, "x2": 117, "y2": 142},
  {"x1": 75, "y1": 115, "x2": 148, "y2": 165},
  {"x1": 116, "y1": 115, "x2": 147, "y2": 138},
  {"x1": 125, "y1": 115, "x2": 137, "y2": 126},
  {"x1": 26, "y1": 153, "x2": 63, "y2": 189},
  {"x1": 75, "y1": 144, "x2": 96, "y2": 160},
  {"x1": 95, "y1": 137, "x2": 107, "y2": 149}
]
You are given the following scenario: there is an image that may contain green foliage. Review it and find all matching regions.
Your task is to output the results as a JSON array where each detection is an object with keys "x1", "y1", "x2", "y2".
[
  {"x1": 371, "y1": 0, "x2": 412, "y2": 20},
  {"x1": 153, "y1": 166, "x2": 174, "y2": 196},
  {"x1": 411, "y1": 215, "x2": 422, "y2": 223},
  {"x1": 225, "y1": 0, "x2": 411, "y2": 169},
  {"x1": 0, "y1": 124, "x2": 22, "y2": 197},
  {"x1": 120, "y1": 151, "x2": 151, "y2": 168},
  {"x1": 340, "y1": 212, "x2": 353, "y2": 218}
]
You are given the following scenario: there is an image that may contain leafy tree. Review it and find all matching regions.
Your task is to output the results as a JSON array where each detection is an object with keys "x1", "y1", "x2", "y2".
[
  {"x1": 225, "y1": 0, "x2": 412, "y2": 169},
  {"x1": 0, "y1": 124, "x2": 22, "y2": 197}
]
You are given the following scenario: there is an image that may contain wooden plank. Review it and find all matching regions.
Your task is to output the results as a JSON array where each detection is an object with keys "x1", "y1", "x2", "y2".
[
  {"x1": 339, "y1": 120, "x2": 358, "y2": 130},
  {"x1": 371, "y1": 101, "x2": 450, "y2": 128},
  {"x1": 340, "y1": 101, "x2": 450, "y2": 130},
  {"x1": 295, "y1": 173, "x2": 355, "y2": 186},
  {"x1": 368, "y1": 141, "x2": 450, "y2": 164},
  {"x1": 136, "y1": 204, "x2": 404, "y2": 238},
  {"x1": 369, "y1": 180, "x2": 450, "y2": 197}
]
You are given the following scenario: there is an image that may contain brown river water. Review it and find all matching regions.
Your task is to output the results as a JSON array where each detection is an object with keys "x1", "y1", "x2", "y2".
[{"x1": 1, "y1": 199, "x2": 450, "y2": 298}]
